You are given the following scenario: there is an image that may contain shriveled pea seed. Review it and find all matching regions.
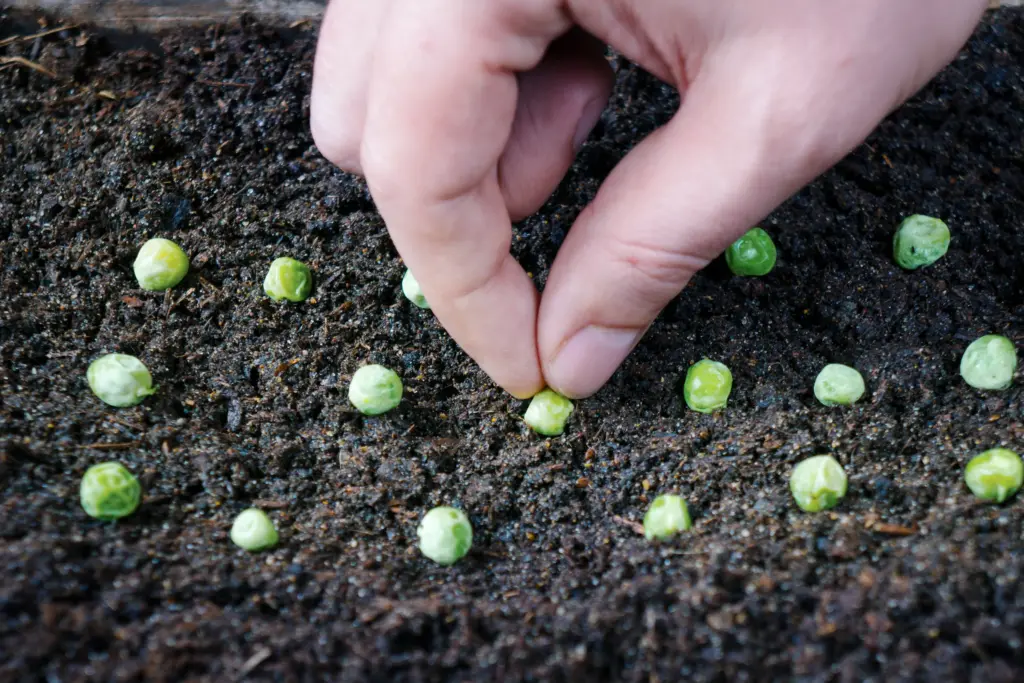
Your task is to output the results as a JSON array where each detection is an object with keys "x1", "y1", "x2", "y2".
[
  {"x1": 523, "y1": 389, "x2": 574, "y2": 437},
  {"x1": 264, "y1": 257, "x2": 312, "y2": 302},
  {"x1": 80, "y1": 462, "x2": 141, "y2": 520},
  {"x1": 813, "y1": 363, "x2": 866, "y2": 406},
  {"x1": 683, "y1": 359, "x2": 732, "y2": 413},
  {"x1": 133, "y1": 237, "x2": 189, "y2": 291},
  {"x1": 893, "y1": 214, "x2": 949, "y2": 270},
  {"x1": 230, "y1": 508, "x2": 279, "y2": 551},
  {"x1": 643, "y1": 494, "x2": 692, "y2": 540},
  {"x1": 790, "y1": 455, "x2": 847, "y2": 512},
  {"x1": 960, "y1": 334, "x2": 1017, "y2": 390},
  {"x1": 726, "y1": 227, "x2": 777, "y2": 276},
  {"x1": 417, "y1": 506, "x2": 472, "y2": 566},
  {"x1": 87, "y1": 353, "x2": 157, "y2": 407},
  {"x1": 401, "y1": 269, "x2": 430, "y2": 309},
  {"x1": 348, "y1": 364, "x2": 403, "y2": 415},
  {"x1": 964, "y1": 448, "x2": 1023, "y2": 504}
]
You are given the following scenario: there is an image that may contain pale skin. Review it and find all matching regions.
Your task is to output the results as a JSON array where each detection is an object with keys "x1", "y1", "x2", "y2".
[{"x1": 310, "y1": 0, "x2": 989, "y2": 400}]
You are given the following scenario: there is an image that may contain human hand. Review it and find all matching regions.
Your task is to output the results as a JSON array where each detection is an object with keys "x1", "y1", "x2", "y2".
[{"x1": 310, "y1": 0, "x2": 987, "y2": 399}]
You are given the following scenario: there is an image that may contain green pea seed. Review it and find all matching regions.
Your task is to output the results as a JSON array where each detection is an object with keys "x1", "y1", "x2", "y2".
[
  {"x1": 264, "y1": 257, "x2": 312, "y2": 302},
  {"x1": 133, "y1": 237, "x2": 189, "y2": 291},
  {"x1": 80, "y1": 462, "x2": 141, "y2": 520},
  {"x1": 348, "y1": 364, "x2": 403, "y2": 415},
  {"x1": 683, "y1": 359, "x2": 732, "y2": 413},
  {"x1": 790, "y1": 455, "x2": 847, "y2": 512},
  {"x1": 230, "y1": 508, "x2": 279, "y2": 551},
  {"x1": 401, "y1": 269, "x2": 430, "y2": 309},
  {"x1": 960, "y1": 334, "x2": 1017, "y2": 390},
  {"x1": 87, "y1": 353, "x2": 157, "y2": 408},
  {"x1": 523, "y1": 388, "x2": 574, "y2": 437},
  {"x1": 643, "y1": 494, "x2": 692, "y2": 540},
  {"x1": 893, "y1": 214, "x2": 950, "y2": 270},
  {"x1": 417, "y1": 506, "x2": 473, "y2": 566},
  {"x1": 726, "y1": 227, "x2": 777, "y2": 276},
  {"x1": 964, "y1": 448, "x2": 1023, "y2": 504},
  {"x1": 813, "y1": 363, "x2": 866, "y2": 406}
]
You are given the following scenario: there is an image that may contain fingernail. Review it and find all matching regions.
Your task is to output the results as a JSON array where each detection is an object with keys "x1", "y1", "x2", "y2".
[
  {"x1": 572, "y1": 98, "x2": 605, "y2": 152},
  {"x1": 548, "y1": 325, "x2": 642, "y2": 398}
]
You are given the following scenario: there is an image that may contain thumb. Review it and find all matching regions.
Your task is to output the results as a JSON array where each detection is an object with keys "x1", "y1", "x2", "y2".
[{"x1": 536, "y1": 72, "x2": 850, "y2": 399}]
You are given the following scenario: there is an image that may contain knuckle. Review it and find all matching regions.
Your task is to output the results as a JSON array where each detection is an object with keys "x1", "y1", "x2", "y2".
[{"x1": 610, "y1": 236, "x2": 709, "y2": 292}]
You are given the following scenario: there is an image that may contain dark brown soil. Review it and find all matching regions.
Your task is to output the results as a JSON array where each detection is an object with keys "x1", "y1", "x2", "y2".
[{"x1": 2, "y1": 8, "x2": 1024, "y2": 682}]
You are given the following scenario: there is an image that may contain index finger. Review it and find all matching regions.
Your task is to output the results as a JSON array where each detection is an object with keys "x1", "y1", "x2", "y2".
[{"x1": 359, "y1": 0, "x2": 570, "y2": 398}]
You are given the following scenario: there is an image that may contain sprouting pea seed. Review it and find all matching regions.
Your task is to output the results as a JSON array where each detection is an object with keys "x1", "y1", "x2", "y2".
[
  {"x1": 348, "y1": 364, "x2": 403, "y2": 415},
  {"x1": 789, "y1": 455, "x2": 847, "y2": 512},
  {"x1": 643, "y1": 494, "x2": 692, "y2": 541},
  {"x1": 230, "y1": 508, "x2": 279, "y2": 551},
  {"x1": 523, "y1": 388, "x2": 574, "y2": 437},
  {"x1": 683, "y1": 359, "x2": 732, "y2": 413},
  {"x1": 726, "y1": 227, "x2": 777, "y2": 276},
  {"x1": 133, "y1": 237, "x2": 189, "y2": 291},
  {"x1": 401, "y1": 269, "x2": 430, "y2": 309},
  {"x1": 960, "y1": 334, "x2": 1017, "y2": 390},
  {"x1": 964, "y1": 448, "x2": 1023, "y2": 504},
  {"x1": 264, "y1": 256, "x2": 312, "y2": 302},
  {"x1": 893, "y1": 214, "x2": 950, "y2": 270},
  {"x1": 80, "y1": 461, "x2": 141, "y2": 520},
  {"x1": 87, "y1": 353, "x2": 157, "y2": 408},
  {"x1": 417, "y1": 506, "x2": 473, "y2": 566},
  {"x1": 813, "y1": 363, "x2": 866, "y2": 406}
]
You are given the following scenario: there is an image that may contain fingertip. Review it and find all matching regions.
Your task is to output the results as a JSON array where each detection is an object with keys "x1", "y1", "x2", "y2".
[{"x1": 544, "y1": 324, "x2": 644, "y2": 399}]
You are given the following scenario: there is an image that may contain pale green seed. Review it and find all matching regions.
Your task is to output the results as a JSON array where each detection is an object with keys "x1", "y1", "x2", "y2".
[
  {"x1": 789, "y1": 455, "x2": 847, "y2": 512},
  {"x1": 87, "y1": 353, "x2": 157, "y2": 408},
  {"x1": 893, "y1": 214, "x2": 950, "y2": 270},
  {"x1": 683, "y1": 359, "x2": 732, "y2": 413},
  {"x1": 80, "y1": 462, "x2": 141, "y2": 520},
  {"x1": 725, "y1": 227, "x2": 777, "y2": 276},
  {"x1": 230, "y1": 508, "x2": 279, "y2": 551},
  {"x1": 417, "y1": 506, "x2": 473, "y2": 566},
  {"x1": 523, "y1": 389, "x2": 574, "y2": 437},
  {"x1": 133, "y1": 237, "x2": 189, "y2": 291},
  {"x1": 401, "y1": 269, "x2": 430, "y2": 309},
  {"x1": 643, "y1": 494, "x2": 692, "y2": 541},
  {"x1": 813, "y1": 363, "x2": 866, "y2": 406},
  {"x1": 960, "y1": 334, "x2": 1017, "y2": 390},
  {"x1": 264, "y1": 256, "x2": 312, "y2": 302},
  {"x1": 348, "y1": 364, "x2": 403, "y2": 415},
  {"x1": 964, "y1": 448, "x2": 1023, "y2": 504}
]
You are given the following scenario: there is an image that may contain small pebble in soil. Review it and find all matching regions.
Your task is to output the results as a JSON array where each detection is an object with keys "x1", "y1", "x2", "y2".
[
  {"x1": 417, "y1": 506, "x2": 473, "y2": 566},
  {"x1": 133, "y1": 237, "x2": 189, "y2": 291},
  {"x1": 643, "y1": 494, "x2": 692, "y2": 540},
  {"x1": 348, "y1": 364, "x2": 403, "y2": 415},
  {"x1": 230, "y1": 508, "x2": 279, "y2": 551},
  {"x1": 964, "y1": 448, "x2": 1023, "y2": 503},
  {"x1": 87, "y1": 353, "x2": 157, "y2": 407},
  {"x1": 683, "y1": 359, "x2": 733, "y2": 413},
  {"x1": 80, "y1": 462, "x2": 142, "y2": 520},
  {"x1": 892, "y1": 214, "x2": 950, "y2": 270},
  {"x1": 959, "y1": 334, "x2": 1017, "y2": 390},
  {"x1": 790, "y1": 455, "x2": 848, "y2": 512},
  {"x1": 813, "y1": 363, "x2": 866, "y2": 406},
  {"x1": 263, "y1": 256, "x2": 313, "y2": 302},
  {"x1": 523, "y1": 388, "x2": 574, "y2": 436},
  {"x1": 725, "y1": 227, "x2": 777, "y2": 276},
  {"x1": 401, "y1": 268, "x2": 430, "y2": 309}
]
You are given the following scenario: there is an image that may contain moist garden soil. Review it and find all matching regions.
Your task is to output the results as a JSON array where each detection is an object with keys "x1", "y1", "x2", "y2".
[{"x1": 2, "y1": 8, "x2": 1024, "y2": 683}]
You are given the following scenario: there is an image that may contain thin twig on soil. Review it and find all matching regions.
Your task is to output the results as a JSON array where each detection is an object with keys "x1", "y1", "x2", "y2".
[
  {"x1": 84, "y1": 442, "x2": 138, "y2": 451},
  {"x1": 0, "y1": 25, "x2": 79, "y2": 48},
  {"x1": 612, "y1": 515, "x2": 645, "y2": 536},
  {"x1": 0, "y1": 56, "x2": 57, "y2": 79},
  {"x1": 235, "y1": 647, "x2": 271, "y2": 681}
]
